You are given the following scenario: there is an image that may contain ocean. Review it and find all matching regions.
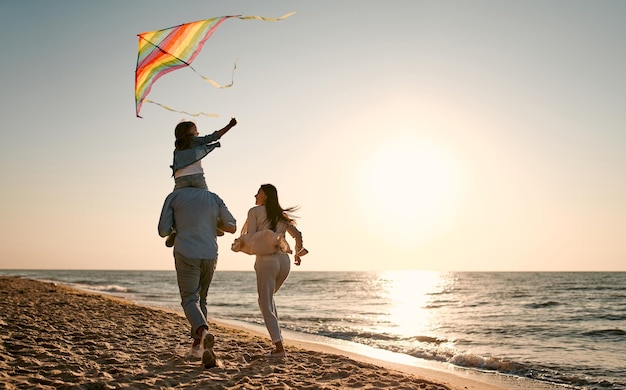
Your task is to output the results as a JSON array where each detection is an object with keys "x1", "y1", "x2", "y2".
[{"x1": 2, "y1": 270, "x2": 624, "y2": 389}]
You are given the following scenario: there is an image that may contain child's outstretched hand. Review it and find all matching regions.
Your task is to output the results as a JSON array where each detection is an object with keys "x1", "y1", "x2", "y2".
[{"x1": 218, "y1": 118, "x2": 238, "y2": 137}]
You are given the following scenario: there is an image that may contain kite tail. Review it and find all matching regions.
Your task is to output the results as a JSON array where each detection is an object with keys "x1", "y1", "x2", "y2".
[
  {"x1": 140, "y1": 60, "x2": 236, "y2": 117},
  {"x1": 236, "y1": 12, "x2": 296, "y2": 22},
  {"x1": 143, "y1": 99, "x2": 219, "y2": 117},
  {"x1": 188, "y1": 59, "x2": 237, "y2": 89}
]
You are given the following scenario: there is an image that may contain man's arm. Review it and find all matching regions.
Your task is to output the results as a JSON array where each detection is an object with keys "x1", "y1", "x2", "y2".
[
  {"x1": 218, "y1": 219, "x2": 236, "y2": 234},
  {"x1": 216, "y1": 196, "x2": 237, "y2": 234},
  {"x1": 158, "y1": 194, "x2": 175, "y2": 237}
]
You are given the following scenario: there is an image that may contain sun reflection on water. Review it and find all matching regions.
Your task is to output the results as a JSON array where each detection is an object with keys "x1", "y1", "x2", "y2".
[{"x1": 376, "y1": 270, "x2": 452, "y2": 338}]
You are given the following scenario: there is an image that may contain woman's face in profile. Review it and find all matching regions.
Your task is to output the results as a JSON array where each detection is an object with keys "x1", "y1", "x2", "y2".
[{"x1": 255, "y1": 188, "x2": 267, "y2": 206}]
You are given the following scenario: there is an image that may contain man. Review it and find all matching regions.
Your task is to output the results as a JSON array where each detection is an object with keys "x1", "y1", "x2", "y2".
[{"x1": 158, "y1": 187, "x2": 236, "y2": 368}]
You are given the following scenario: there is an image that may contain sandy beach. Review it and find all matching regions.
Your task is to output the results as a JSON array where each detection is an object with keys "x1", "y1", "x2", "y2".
[{"x1": 0, "y1": 276, "x2": 510, "y2": 389}]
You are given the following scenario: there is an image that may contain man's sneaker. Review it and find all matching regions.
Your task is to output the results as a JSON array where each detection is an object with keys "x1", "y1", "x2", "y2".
[
  {"x1": 165, "y1": 231, "x2": 177, "y2": 247},
  {"x1": 202, "y1": 332, "x2": 217, "y2": 368}
]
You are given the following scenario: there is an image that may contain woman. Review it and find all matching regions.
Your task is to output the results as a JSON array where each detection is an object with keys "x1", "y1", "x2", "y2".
[{"x1": 243, "y1": 184, "x2": 306, "y2": 358}]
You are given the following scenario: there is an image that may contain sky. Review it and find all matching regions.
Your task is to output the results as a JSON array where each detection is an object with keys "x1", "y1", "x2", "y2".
[{"x1": 1, "y1": 1, "x2": 625, "y2": 272}]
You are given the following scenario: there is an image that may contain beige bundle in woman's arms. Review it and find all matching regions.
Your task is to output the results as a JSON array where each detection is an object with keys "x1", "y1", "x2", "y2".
[{"x1": 231, "y1": 229, "x2": 291, "y2": 256}]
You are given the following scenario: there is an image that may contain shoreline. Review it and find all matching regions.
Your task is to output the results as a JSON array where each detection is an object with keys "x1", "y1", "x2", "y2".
[
  {"x1": 1, "y1": 276, "x2": 557, "y2": 389},
  {"x1": 211, "y1": 318, "x2": 561, "y2": 390}
]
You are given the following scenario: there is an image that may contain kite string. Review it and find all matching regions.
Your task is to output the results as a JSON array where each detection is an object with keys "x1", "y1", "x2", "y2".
[
  {"x1": 236, "y1": 12, "x2": 296, "y2": 21},
  {"x1": 143, "y1": 99, "x2": 219, "y2": 117},
  {"x1": 188, "y1": 59, "x2": 238, "y2": 89},
  {"x1": 143, "y1": 59, "x2": 237, "y2": 117}
]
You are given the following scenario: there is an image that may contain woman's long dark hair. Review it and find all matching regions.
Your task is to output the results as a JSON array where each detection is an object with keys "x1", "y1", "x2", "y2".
[
  {"x1": 174, "y1": 121, "x2": 196, "y2": 150},
  {"x1": 260, "y1": 184, "x2": 298, "y2": 231}
]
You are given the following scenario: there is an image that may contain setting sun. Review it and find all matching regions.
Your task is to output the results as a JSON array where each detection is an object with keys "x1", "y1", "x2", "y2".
[{"x1": 355, "y1": 134, "x2": 463, "y2": 245}]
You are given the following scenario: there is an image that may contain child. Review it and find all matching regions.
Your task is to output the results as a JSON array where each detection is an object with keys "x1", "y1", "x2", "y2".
[{"x1": 165, "y1": 118, "x2": 237, "y2": 247}]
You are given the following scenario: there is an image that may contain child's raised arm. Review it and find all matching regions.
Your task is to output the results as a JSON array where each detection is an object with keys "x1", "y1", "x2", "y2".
[{"x1": 216, "y1": 117, "x2": 237, "y2": 138}]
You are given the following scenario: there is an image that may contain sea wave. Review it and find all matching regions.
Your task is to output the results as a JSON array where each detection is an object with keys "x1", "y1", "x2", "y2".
[
  {"x1": 580, "y1": 328, "x2": 625, "y2": 337},
  {"x1": 73, "y1": 283, "x2": 130, "y2": 294},
  {"x1": 525, "y1": 301, "x2": 561, "y2": 309},
  {"x1": 449, "y1": 353, "x2": 531, "y2": 375}
]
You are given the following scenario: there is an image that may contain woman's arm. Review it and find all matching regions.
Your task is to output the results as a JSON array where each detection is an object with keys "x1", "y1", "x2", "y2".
[
  {"x1": 245, "y1": 207, "x2": 258, "y2": 235},
  {"x1": 285, "y1": 224, "x2": 303, "y2": 252},
  {"x1": 285, "y1": 224, "x2": 304, "y2": 265}
]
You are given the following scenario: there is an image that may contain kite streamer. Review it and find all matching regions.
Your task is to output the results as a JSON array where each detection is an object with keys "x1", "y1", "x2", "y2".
[
  {"x1": 135, "y1": 12, "x2": 294, "y2": 118},
  {"x1": 142, "y1": 99, "x2": 219, "y2": 117}
]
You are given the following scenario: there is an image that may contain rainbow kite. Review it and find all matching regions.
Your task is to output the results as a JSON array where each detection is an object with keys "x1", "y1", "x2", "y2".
[{"x1": 135, "y1": 12, "x2": 294, "y2": 118}]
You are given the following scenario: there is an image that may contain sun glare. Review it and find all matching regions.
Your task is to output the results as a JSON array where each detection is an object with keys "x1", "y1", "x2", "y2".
[
  {"x1": 377, "y1": 270, "x2": 445, "y2": 336},
  {"x1": 355, "y1": 135, "x2": 462, "y2": 245}
]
